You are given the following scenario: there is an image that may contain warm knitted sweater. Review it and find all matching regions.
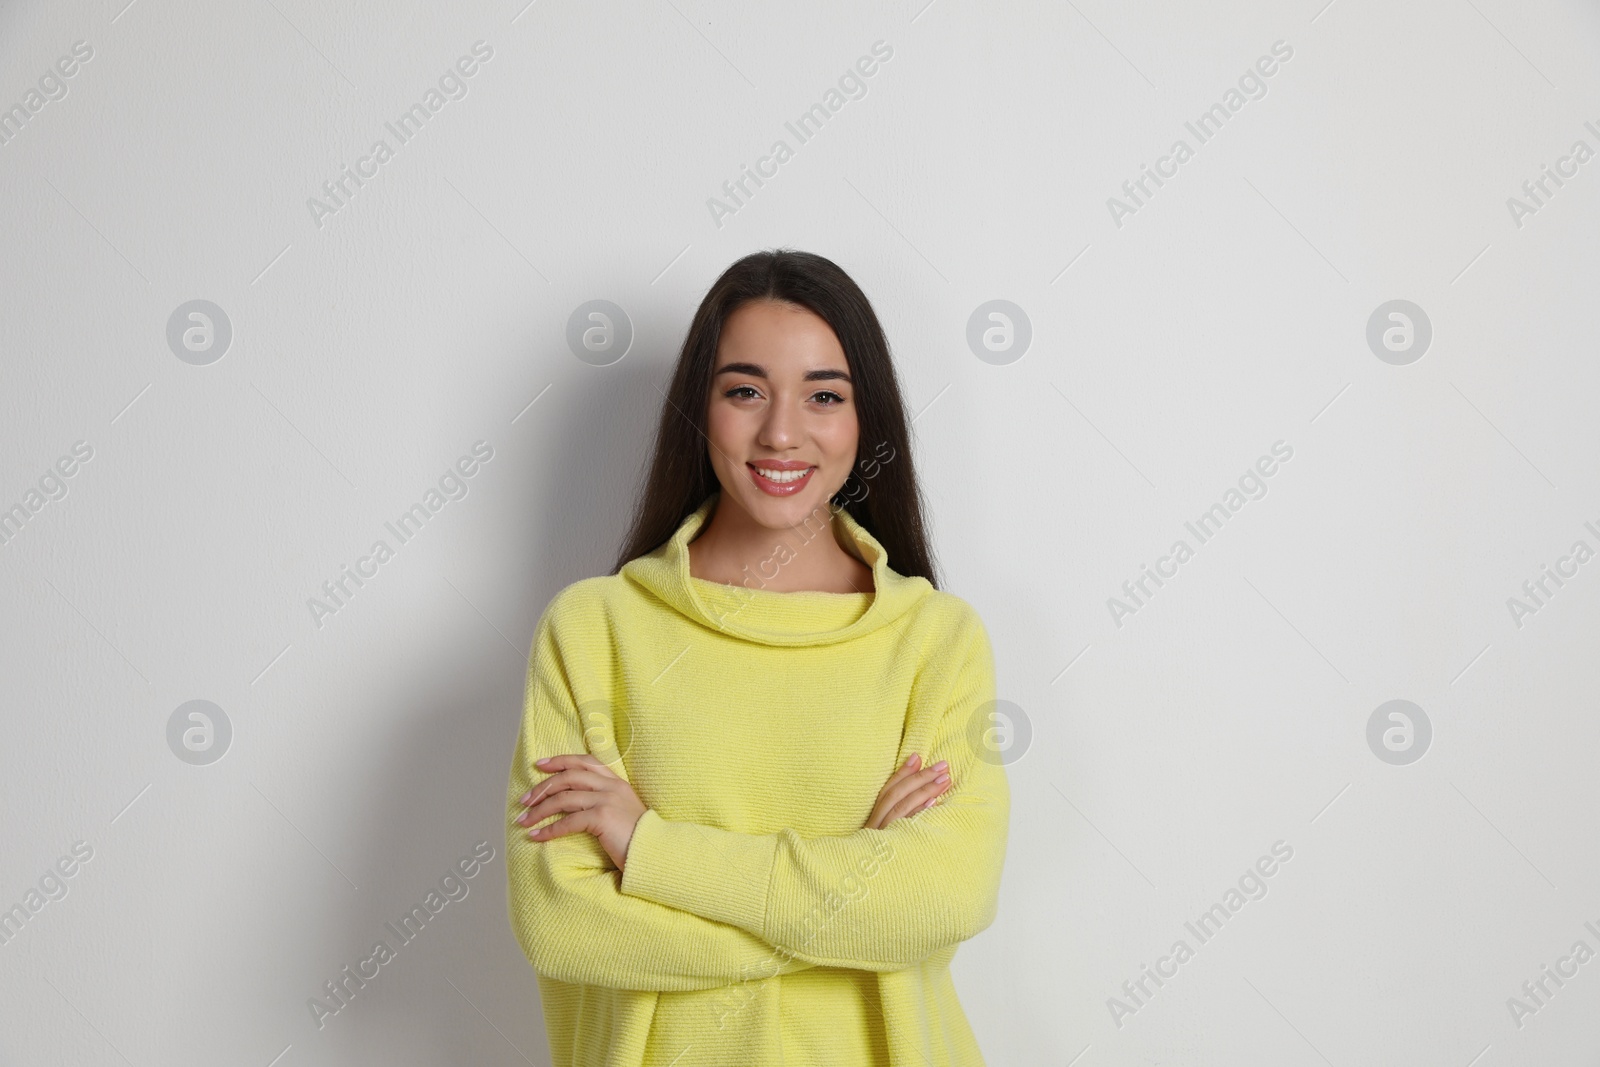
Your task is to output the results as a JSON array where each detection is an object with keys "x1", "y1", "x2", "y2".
[{"x1": 504, "y1": 490, "x2": 1010, "y2": 1066}]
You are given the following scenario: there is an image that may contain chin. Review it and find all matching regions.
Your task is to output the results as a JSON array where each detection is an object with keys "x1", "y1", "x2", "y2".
[
  {"x1": 728, "y1": 473, "x2": 838, "y2": 529},
  {"x1": 744, "y1": 493, "x2": 822, "y2": 529}
]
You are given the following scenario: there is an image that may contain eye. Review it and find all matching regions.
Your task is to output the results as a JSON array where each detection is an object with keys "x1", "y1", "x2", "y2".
[
  {"x1": 813, "y1": 390, "x2": 846, "y2": 406},
  {"x1": 725, "y1": 385, "x2": 762, "y2": 400}
]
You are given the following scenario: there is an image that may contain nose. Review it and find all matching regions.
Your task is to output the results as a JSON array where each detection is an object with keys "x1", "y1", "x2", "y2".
[{"x1": 756, "y1": 391, "x2": 800, "y2": 449}]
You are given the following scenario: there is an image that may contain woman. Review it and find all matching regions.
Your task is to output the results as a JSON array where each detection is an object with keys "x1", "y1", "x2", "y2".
[{"x1": 504, "y1": 249, "x2": 1010, "y2": 1065}]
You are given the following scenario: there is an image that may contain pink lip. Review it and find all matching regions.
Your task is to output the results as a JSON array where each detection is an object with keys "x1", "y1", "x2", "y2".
[{"x1": 747, "y1": 462, "x2": 816, "y2": 496}]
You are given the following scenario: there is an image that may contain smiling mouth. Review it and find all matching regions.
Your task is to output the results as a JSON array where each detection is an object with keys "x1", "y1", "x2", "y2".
[{"x1": 747, "y1": 463, "x2": 816, "y2": 495}]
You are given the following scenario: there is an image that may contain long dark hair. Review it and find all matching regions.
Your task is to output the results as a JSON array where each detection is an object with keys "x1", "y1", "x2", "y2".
[{"x1": 610, "y1": 248, "x2": 939, "y2": 587}]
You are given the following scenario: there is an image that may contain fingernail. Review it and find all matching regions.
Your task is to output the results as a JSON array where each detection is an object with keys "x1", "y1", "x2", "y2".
[
  {"x1": 932, "y1": 760, "x2": 948, "y2": 772},
  {"x1": 935, "y1": 772, "x2": 950, "y2": 784},
  {"x1": 922, "y1": 797, "x2": 937, "y2": 809},
  {"x1": 519, "y1": 791, "x2": 532, "y2": 804},
  {"x1": 906, "y1": 754, "x2": 919, "y2": 767},
  {"x1": 535, "y1": 757, "x2": 550, "y2": 766}
]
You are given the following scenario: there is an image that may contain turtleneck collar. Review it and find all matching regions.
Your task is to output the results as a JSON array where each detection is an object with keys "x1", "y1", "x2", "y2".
[{"x1": 619, "y1": 490, "x2": 933, "y2": 647}]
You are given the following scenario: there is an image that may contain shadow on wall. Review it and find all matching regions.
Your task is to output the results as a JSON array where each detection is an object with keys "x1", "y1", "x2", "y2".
[{"x1": 313, "y1": 342, "x2": 669, "y2": 1062}]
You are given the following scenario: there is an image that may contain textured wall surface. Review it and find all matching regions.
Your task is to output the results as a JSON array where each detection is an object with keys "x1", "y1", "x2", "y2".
[{"x1": 2, "y1": 0, "x2": 1598, "y2": 1063}]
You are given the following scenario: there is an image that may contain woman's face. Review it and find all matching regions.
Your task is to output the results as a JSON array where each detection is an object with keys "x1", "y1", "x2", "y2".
[{"x1": 705, "y1": 299, "x2": 859, "y2": 531}]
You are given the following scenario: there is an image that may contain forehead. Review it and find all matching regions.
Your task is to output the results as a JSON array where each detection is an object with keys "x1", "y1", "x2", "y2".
[{"x1": 716, "y1": 300, "x2": 846, "y2": 366}]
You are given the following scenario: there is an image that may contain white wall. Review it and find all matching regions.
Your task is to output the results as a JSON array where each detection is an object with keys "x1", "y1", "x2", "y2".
[{"x1": 3, "y1": 0, "x2": 1599, "y2": 1063}]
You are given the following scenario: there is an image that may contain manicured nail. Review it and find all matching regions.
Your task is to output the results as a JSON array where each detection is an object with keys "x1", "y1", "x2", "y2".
[
  {"x1": 905, "y1": 754, "x2": 918, "y2": 767},
  {"x1": 932, "y1": 760, "x2": 948, "y2": 772},
  {"x1": 519, "y1": 790, "x2": 532, "y2": 804},
  {"x1": 535, "y1": 757, "x2": 550, "y2": 766},
  {"x1": 922, "y1": 797, "x2": 937, "y2": 809},
  {"x1": 935, "y1": 772, "x2": 950, "y2": 784}
]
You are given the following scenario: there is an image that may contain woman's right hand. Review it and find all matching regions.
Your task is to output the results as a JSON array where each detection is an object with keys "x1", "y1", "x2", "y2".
[{"x1": 864, "y1": 753, "x2": 950, "y2": 829}]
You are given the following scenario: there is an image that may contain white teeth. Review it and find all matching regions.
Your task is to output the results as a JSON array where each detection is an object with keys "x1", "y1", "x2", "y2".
[{"x1": 751, "y1": 466, "x2": 812, "y2": 483}]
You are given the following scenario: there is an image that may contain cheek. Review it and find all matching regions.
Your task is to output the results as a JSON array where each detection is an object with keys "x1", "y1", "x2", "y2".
[
  {"x1": 704, "y1": 404, "x2": 754, "y2": 464},
  {"x1": 821, "y1": 418, "x2": 860, "y2": 468},
  {"x1": 703, "y1": 405, "x2": 735, "y2": 451}
]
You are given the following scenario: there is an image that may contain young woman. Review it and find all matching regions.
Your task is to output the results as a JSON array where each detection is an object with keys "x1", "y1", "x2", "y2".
[{"x1": 504, "y1": 249, "x2": 1010, "y2": 1066}]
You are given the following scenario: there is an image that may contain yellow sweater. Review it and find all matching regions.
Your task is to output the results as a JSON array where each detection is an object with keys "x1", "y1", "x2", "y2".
[{"x1": 504, "y1": 490, "x2": 1009, "y2": 1066}]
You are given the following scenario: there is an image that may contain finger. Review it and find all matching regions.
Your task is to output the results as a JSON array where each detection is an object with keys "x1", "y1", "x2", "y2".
[
  {"x1": 529, "y1": 808, "x2": 597, "y2": 841},
  {"x1": 866, "y1": 790, "x2": 902, "y2": 830},
  {"x1": 520, "y1": 757, "x2": 582, "y2": 804},
  {"x1": 532, "y1": 753, "x2": 614, "y2": 779},
  {"x1": 532, "y1": 753, "x2": 617, "y2": 783},
  {"x1": 521, "y1": 771, "x2": 575, "y2": 807},
  {"x1": 895, "y1": 758, "x2": 945, "y2": 787},
  {"x1": 866, "y1": 761, "x2": 942, "y2": 828},
  {"x1": 521, "y1": 767, "x2": 614, "y2": 809},
  {"x1": 574, "y1": 753, "x2": 619, "y2": 777},
  {"x1": 884, "y1": 753, "x2": 922, "y2": 788},
  {"x1": 521, "y1": 789, "x2": 599, "y2": 831},
  {"x1": 520, "y1": 767, "x2": 614, "y2": 807},
  {"x1": 877, "y1": 761, "x2": 949, "y2": 813},
  {"x1": 913, "y1": 773, "x2": 953, "y2": 811},
  {"x1": 884, "y1": 772, "x2": 950, "y2": 823},
  {"x1": 531, "y1": 755, "x2": 617, "y2": 790}
]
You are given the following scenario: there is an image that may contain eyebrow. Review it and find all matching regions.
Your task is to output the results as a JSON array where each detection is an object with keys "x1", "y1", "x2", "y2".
[{"x1": 713, "y1": 361, "x2": 852, "y2": 383}]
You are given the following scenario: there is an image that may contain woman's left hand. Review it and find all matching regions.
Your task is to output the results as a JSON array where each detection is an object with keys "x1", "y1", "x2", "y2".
[{"x1": 515, "y1": 754, "x2": 646, "y2": 871}]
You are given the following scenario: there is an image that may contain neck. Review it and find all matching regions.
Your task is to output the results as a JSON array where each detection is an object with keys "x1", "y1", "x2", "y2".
[{"x1": 688, "y1": 494, "x2": 870, "y2": 593}]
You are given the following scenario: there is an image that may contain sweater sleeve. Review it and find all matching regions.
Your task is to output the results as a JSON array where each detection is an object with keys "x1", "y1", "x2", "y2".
[
  {"x1": 618, "y1": 605, "x2": 1010, "y2": 973},
  {"x1": 505, "y1": 595, "x2": 816, "y2": 992}
]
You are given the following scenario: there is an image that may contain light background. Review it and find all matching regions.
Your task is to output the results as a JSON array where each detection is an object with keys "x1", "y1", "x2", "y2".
[{"x1": 2, "y1": 0, "x2": 1598, "y2": 1064}]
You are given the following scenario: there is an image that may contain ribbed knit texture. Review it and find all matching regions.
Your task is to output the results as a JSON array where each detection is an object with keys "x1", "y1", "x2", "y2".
[{"x1": 504, "y1": 490, "x2": 1010, "y2": 1066}]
